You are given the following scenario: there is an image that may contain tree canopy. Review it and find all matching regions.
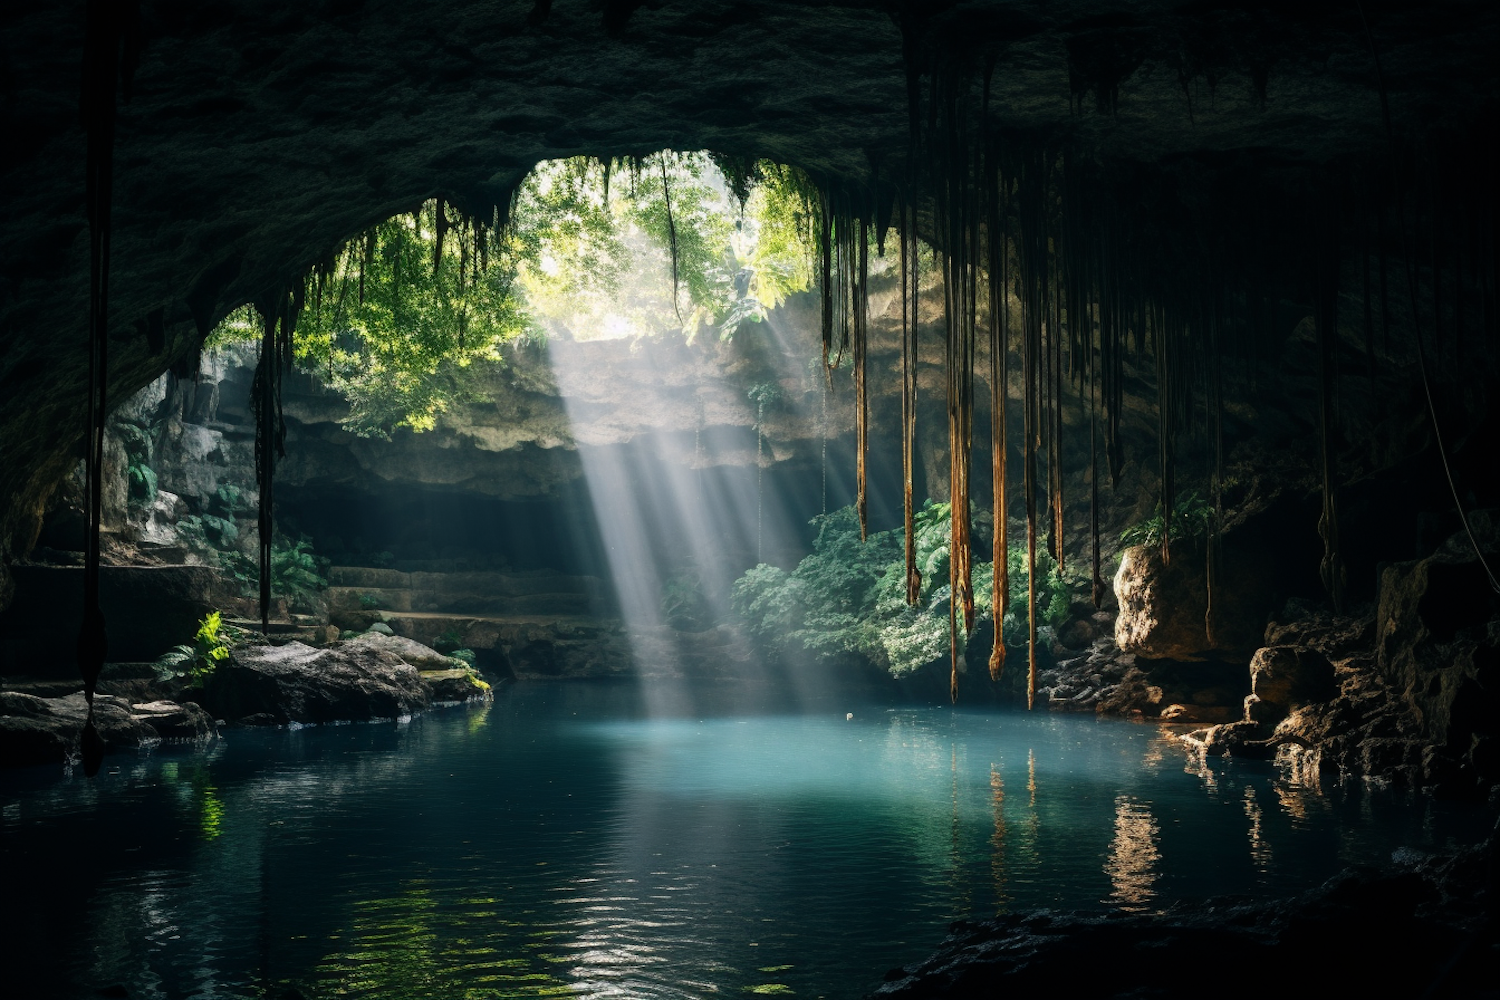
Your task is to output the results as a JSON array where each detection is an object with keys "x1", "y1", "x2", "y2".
[{"x1": 207, "y1": 152, "x2": 821, "y2": 438}]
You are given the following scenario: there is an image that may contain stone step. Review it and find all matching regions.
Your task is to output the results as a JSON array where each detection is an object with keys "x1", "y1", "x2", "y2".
[
  {"x1": 327, "y1": 586, "x2": 600, "y2": 617},
  {"x1": 328, "y1": 566, "x2": 604, "y2": 597}
]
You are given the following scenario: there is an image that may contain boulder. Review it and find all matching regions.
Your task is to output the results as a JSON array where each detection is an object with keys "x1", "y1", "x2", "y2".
[
  {"x1": 1247, "y1": 644, "x2": 1336, "y2": 725},
  {"x1": 0, "y1": 691, "x2": 214, "y2": 767},
  {"x1": 1113, "y1": 536, "x2": 1272, "y2": 660},
  {"x1": 349, "y1": 632, "x2": 464, "y2": 671},
  {"x1": 128, "y1": 700, "x2": 217, "y2": 740},
  {"x1": 200, "y1": 640, "x2": 430, "y2": 725}
]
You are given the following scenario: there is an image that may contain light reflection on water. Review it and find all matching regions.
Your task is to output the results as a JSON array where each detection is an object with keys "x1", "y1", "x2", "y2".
[{"x1": 1, "y1": 682, "x2": 1489, "y2": 1000}]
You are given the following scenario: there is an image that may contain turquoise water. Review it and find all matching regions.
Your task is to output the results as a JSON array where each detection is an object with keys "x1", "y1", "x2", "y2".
[{"x1": 1, "y1": 682, "x2": 1487, "y2": 1000}]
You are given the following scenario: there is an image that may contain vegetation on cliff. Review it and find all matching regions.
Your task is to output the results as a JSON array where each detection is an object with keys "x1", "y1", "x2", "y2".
[
  {"x1": 732, "y1": 503, "x2": 1071, "y2": 677},
  {"x1": 206, "y1": 153, "x2": 818, "y2": 439}
]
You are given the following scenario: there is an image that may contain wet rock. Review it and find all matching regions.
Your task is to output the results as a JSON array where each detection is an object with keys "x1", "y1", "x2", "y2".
[
  {"x1": 128, "y1": 700, "x2": 216, "y2": 740},
  {"x1": 349, "y1": 632, "x2": 464, "y2": 671},
  {"x1": 421, "y1": 668, "x2": 492, "y2": 703},
  {"x1": 1247, "y1": 643, "x2": 1336, "y2": 725},
  {"x1": 1094, "y1": 657, "x2": 1248, "y2": 723},
  {"x1": 199, "y1": 640, "x2": 430, "y2": 726},
  {"x1": 1189, "y1": 606, "x2": 1430, "y2": 784},
  {"x1": 0, "y1": 691, "x2": 214, "y2": 767}
]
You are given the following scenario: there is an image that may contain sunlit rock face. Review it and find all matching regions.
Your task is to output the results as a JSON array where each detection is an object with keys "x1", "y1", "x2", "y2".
[
  {"x1": 1113, "y1": 537, "x2": 1273, "y2": 661},
  {"x1": 4, "y1": 0, "x2": 1498, "y2": 601}
]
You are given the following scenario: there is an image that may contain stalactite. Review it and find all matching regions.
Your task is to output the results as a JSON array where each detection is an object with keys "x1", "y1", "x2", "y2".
[
  {"x1": 1205, "y1": 296, "x2": 1224, "y2": 645},
  {"x1": 902, "y1": 200, "x2": 921, "y2": 605},
  {"x1": 855, "y1": 217, "x2": 870, "y2": 541},
  {"x1": 78, "y1": 0, "x2": 139, "y2": 776},
  {"x1": 932, "y1": 70, "x2": 977, "y2": 703},
  {"x1": 757, "y1": 395, "x2": 764, "y2": 564},
  {"x1": 1090, "y1": 295, "x2": 1103, "y2": 610},
  {"x1": 1016, "y1": 155, "x2": 1043, "y2": 711},
  {"x1": 819, "y1": 189, "x2": 834, "y2": 372},
  {"x1": 987, "y1": 166, "x2": 1009, "y2": 680},
  {"x1": 821, "y1": 369, "x2": 828, "y2": 516},
  {"x1": 254, "y1": 285, "x2": 302, "y2": 634},
  {"x1": 1154, "y1": 305, "x2": 1175, "y2": 565},
  {"x1": 433, "y1": 197, "x2": 448, "y2": 275},
  {"x1": 1314, "y1": 192, "x2": 1345, "y2": 613},
  {"x1": 660, "y1": 155, "x2": 683, "y2": 326}
]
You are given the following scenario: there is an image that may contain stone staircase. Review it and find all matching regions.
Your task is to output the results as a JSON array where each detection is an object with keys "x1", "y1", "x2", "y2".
[
  {"x1": 325, "y1": 565, "x2": 759, "y2": 683},
  {"x1": 327, "y1": 566, "x2": 611, "y2": 620},
  {"x1": 326, "y1": 566, "x2": 629, "y2": 680}
]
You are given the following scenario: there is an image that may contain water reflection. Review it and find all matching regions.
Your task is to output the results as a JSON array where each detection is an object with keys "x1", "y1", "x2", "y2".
[
  {"x1": 988, "y1": 766, "x2": 1009, "y2": 911},
  {"x1": 3, "y1": 694, "x2": 1492, "y2": 1000},
  {"x1": 1103, "y1": 796, "x2": 1161, "y2": 911},
  {"x1": 1245, "y1": 785, "x2": 1273, "y2": 874}
]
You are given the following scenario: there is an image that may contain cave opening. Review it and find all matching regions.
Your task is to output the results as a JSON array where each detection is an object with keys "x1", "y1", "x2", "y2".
[{"x1": 2, "y1": 3, "x2": 1499, "y2": 998}]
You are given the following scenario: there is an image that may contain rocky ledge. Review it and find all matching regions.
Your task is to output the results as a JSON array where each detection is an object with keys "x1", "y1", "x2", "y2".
[
  {"x1": 0, "y1": 691, "x2": 215, "y2": 767},
  {"x1": 197, "y1": 632, "x2": 491, "y2": 727},
  {"x1": 873, "y1": 831, "x2": 1500, "y2": 1000}
]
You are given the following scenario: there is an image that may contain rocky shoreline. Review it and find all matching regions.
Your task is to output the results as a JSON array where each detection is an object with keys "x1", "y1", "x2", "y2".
[{"x1": 0, "y1": 632, "x2": 491, "y2": 770}]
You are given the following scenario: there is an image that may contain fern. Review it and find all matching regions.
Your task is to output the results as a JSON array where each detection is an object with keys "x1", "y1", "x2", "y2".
[
  {"x1": 1120, "y1": 491, "x2": 1215, "y2": 549},
  {"x1": 732, "y1": 502, "x2": 1074, "y2": 677},
  {"x1": 153, "y1": 611, "x2": 232, "y2": 687}
]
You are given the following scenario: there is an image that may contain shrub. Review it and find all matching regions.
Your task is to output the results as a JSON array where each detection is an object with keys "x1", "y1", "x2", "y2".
[{"x1": 154, "y1": 611, "x2": 234, "y2": 687}]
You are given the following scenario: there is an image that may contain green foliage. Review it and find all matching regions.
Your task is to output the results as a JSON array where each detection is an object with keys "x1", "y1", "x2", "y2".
[
  {"x1": 359, "y1": 592, "x2": 382, "y2": 611},
  {"x1": 1120, "y1": 490, "x2": 1215, "y2": 549},
  {"x1": 203, "y1": 305, "x2": 262, "y2": 348},
  {"x1": 293, "y1": 201, "x2": 535, "y2": 439},
  {"x1": 127, "y1": 462, "x2": 157, "y2": 504},
  {"x1": 154, "y1": 611, "x2": 233, "y2": 687},
  {"x1": 732, "y1": 502, "x2": 1074, "y2": 677},
  {"x1": 220, "y1": 536, "x2": 329, "y2": 612},
  {"x1": 210, "y1": 484, "x2": 251, "y2": 517},
  {"x1": 449, "y1": 648, "x2": 477, "y2": 668},
  {"x1": 207, "y1": 153, "x2": 820, "y2": 436},
  {"x1": 625, "y1": 152, "x2": 737, "y2": 333},
  {"x1": 433, "y1": 626, "x2": 465, "y2": 654},
  {"x1": 742, "y1": 164, "x2": 818, "y2": 309},
  {"x1": 660, "y1": 570, "x2": 712, "y2": 630},
  {"x1": 115, "y1": 421, "x2": 158, "y2": 505},
  {"x1": 998, "y1": 545, "x2": 1070, "y2": 648}
]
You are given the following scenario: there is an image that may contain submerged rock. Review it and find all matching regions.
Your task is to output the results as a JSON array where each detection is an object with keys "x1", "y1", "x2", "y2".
[
  {"x1": 0, "y1": 691, "x2": 215, "y2": 767},
  {"x1": 872, "y1": 838, "x2": 1498, "y2": 999}
]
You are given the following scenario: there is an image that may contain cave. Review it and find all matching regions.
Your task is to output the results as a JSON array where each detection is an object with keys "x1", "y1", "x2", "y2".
[{"x1": 2, "y1": 2, "x2": 1498, "y2": 997}]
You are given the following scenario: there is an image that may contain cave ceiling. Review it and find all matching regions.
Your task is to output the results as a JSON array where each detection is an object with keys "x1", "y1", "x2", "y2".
[{"x1": 1, "y1": 0, "x2": 1496, "y2": 576}]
